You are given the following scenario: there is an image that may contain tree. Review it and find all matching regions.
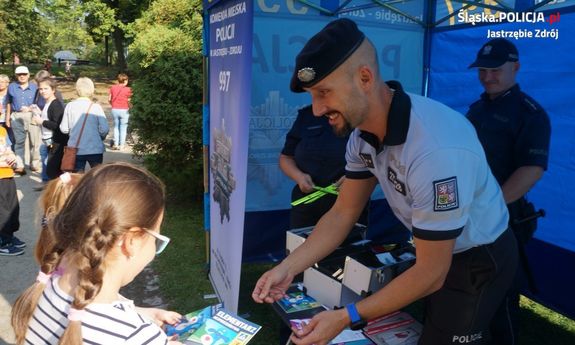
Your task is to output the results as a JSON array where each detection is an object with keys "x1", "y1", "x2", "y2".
[
  {"x1": 39, "y1": 0, "x2": 97, "y2": 59},
  {"x1": 0, "y1": 0, "x2": 51, "y2": 63},
  {"x1": 83, "y1": 0, "x2": 150, "y2": 68},
  {"x1": 127, "y1": 0, "x2": 204, "y2": 198},
  {"x1": 0, "y1": 0, "x2": 110, "y2": 65}
]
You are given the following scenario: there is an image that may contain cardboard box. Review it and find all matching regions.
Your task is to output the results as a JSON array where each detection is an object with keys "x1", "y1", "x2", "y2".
[
  {"x1": 286, "y1": 224, "x2": 368, "y2": 255},
  {"x1": 286, "y1": 226, "x2": 314, "y2": 255},
  {"x1": 343, "y1": 245, "x2": 416, "y2": 296},
  {"x1": 303, "y1": 265, "x2": 362, "y2": 310}
]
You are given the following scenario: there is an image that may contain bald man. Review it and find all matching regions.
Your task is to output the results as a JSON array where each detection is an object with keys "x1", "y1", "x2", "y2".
[{"x1": 252, "y1": 19, "x2": 518, "y2": 345}]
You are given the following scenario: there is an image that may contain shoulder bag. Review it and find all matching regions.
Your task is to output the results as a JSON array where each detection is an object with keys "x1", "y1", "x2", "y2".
[{"x1": 61, "y1": 103, "x2": 93, "y2": 172}]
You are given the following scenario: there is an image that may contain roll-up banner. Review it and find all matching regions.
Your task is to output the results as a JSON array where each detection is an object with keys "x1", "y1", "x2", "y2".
[{"x1": 208, "y1": 0, "x2": 253, "y2": 313}]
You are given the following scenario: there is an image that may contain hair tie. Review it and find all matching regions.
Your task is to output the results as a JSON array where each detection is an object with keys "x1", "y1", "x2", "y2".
[
  {"x1": 36, "y1": 271, "x2": 52, "y2": 285},
  {"x1": 41, "y1": 215, "x2": 48, "y2": 228},
  {"x1": 59, "y1": 172, "x2": 72, "y2": 184},
  {"x1": 68, "y1": 308, "x2": 86, "y2": 322},
  {"x1": 53, "y1": 265, "x2": 65, "y2": 277}
]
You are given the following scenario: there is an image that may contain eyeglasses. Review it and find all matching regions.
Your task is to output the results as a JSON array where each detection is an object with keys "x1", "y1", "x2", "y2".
[
  {"x1": 142, "y1": 228, "x2": 170, "y2": 255},
  {"x1": 16, "y1": 74, "x2": 28, "y2": 76}
]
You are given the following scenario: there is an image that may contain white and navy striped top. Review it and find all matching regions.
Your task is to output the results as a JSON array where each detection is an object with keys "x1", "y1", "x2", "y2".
[{"x1": 26, "y1": 276, "x2": 168, "y2": 344}]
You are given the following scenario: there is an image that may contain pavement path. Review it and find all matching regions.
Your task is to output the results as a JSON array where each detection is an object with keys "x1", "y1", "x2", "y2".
[{"x1": 0, "y1": 116, "x2": 165, "y2": 344}]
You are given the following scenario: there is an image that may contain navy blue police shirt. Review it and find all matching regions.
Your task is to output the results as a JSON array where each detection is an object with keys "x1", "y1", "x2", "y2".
[
  {"x1": 467, "y1": 84, "x2": 551, "y2": 185},
  {"x1": 281, "y1": 105, "x2": 349, "y2": 187}
]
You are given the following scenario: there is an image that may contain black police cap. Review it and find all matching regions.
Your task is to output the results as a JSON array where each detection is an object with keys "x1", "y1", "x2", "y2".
[
  {"x1": 469, "y1": 38, "x2": 519, "y2": 69},
  {"x1": 290, "y1": 18, "x2": 365, "y2": 93}
]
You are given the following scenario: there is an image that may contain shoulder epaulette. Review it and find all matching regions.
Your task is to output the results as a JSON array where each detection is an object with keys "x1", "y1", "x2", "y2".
[{"x1": 520, "y1": 94, "x2": 542, "y2": 113}]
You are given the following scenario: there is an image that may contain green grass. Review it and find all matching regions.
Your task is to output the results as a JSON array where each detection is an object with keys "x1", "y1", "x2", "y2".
[{"x1": 156, "y1": 201, "x2": 575, "y2": 345}]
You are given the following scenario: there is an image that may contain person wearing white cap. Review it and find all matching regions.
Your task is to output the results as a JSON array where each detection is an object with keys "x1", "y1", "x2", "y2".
[{"x1": 7, "y1": 65, "x2": 40, "y2": 174}]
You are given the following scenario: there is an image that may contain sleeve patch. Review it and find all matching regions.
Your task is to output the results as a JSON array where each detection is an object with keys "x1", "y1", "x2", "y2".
[{"x1": 433, "y1": 177, "x2": 459, "y2": 212}]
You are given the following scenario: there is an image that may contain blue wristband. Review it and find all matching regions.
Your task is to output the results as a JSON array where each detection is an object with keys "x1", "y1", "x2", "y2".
[{"x1": 346, "y1": 303, "x2": 361, "y2": 323}]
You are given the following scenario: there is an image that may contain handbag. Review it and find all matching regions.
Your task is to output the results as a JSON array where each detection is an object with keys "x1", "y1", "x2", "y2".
[{"x1": 60, "y1": 103, "x2": 93, "y2": 172}]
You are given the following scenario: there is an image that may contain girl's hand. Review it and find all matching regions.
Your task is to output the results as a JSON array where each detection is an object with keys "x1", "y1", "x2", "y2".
[
  {"x1": 136, "y1": 307, "x2": 182, "y2": 327},
  {"x1": 167, "y1": 335, "x2": 184, "y2": 345}
]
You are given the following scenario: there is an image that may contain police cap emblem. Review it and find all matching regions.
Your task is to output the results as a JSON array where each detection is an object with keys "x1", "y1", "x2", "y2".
[
  {"x1": 297, "y1": 67, "x2": 316, "y2": 83},
  {"x1": 290, "y1": 18, "x2": 365, "y2": 93}
]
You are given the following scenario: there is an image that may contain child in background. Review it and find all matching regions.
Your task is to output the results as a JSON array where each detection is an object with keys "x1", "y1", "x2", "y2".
[
  {"x1": 35, "y1": 172, "x2": 83, "y2": 264},
  {"x1": 0, "y1": 126, "x2": 24, "y2": 256},
  {"x1": 0, "y1": 74, "x2": 15, "y2": 147},
  {"x1": 65, "y1": 61, "x2": 72, "y2": 78},
  {"x1": 11, "y1": 162, "x2": 183, "y2": 344}
]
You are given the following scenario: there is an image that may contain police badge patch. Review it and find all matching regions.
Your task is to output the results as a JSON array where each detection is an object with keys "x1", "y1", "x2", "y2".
[
  {"x1": 359, "y1": 153, "x2": 375, "y2": 168},
  {"x1": 433, "y1": 177, "x2": 458, "y2": 211},
  {"x1": 388, "y1": 167, "x2": 406, "y2": 196}
]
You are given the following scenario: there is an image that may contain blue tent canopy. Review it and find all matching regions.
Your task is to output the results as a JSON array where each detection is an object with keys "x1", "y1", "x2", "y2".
[{"x1": 203, "y1": 0, "x2": 575, "y2": 319}]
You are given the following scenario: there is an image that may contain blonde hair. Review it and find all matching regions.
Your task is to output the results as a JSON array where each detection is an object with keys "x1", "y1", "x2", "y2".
[
  {"x1": 12, "y1": 162, "x2": 166, "y2": 345},
  {"x1": 75, "y1": 77, "x2": 95, "y2": 97},
  {"x1": 34, "y1": 173, "x2": 83, "y2": 264},
  {"x1": 0, "y1": 74, "x2": 9, "y2": 83}
]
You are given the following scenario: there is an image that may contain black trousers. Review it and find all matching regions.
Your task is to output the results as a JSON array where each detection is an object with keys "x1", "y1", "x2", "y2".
[
  {"x1": 46, "y1": 142, "x2": 65, "y2": 180},
  {"x1": 419, "y1": 228, "x2": 518, "y2": 345},
  {"x1": 0, "y1": 178, "x2": 20, "y2": 240}
]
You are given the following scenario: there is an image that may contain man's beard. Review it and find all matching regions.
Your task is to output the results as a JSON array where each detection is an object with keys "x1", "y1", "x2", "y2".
[{"x1": 332, "y1": 119, "x2": 353, "y2": 137}]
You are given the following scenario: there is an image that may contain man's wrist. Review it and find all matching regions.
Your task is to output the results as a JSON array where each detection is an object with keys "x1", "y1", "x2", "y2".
[
  {"x1": 346, "y1": 303, "x2": 367, "y2": 330},
  {"x1": 277, "y1": 259, "x2": 296, "y2": 280}
]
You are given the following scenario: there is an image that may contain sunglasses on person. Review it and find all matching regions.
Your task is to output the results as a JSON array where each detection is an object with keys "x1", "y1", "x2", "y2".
[{"x1": 142, "y1": 228, "x2": 170, "y2": 255}]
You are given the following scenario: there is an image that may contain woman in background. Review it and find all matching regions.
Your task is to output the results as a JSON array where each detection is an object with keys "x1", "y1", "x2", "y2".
[
  {"x1": 32, "y1": 78, "x2": 67, "y2": 182},
  {"x1": 108, "y1": 73, "x2": 132, "y2": 151},
  {"x1": 60, "y1": 77, "x2": 109, "y2": 172}
]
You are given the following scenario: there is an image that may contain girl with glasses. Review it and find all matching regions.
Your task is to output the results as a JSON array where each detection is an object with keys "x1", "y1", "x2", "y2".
[{"x1": 12, "y1": 162, "x2": 181, "y2": 344}]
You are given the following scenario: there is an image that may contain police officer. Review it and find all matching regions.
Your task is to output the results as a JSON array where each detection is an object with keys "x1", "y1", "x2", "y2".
[
  {"x1": 281, "y1": 105, "x2": 370, "y2": 229},
  {"x1": 280, "y1": 105, "x2": 349, "y2": 228},
  {"x1": 467, "y1": 38, "x2": 551, "y2": 344},
  {"x1": 253, "y1": 19, "x2": 518, "y2": 345}
]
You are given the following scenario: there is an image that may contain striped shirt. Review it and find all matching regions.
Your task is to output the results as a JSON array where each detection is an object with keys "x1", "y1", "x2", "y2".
[{"x1": 26, "y1": 276, "x2": 168, "y2": 344}]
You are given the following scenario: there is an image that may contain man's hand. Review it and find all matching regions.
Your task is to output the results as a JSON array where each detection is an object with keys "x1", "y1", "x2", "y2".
[
  {"x1": 252, "y1": 264, "x2": 294, "y2": 304},
  {"x1": 290, "y1": 309, "x2": 349, "y2": 345},
  {"x1": 297, "y1": 173, "x2": 315, "y2": 193}
]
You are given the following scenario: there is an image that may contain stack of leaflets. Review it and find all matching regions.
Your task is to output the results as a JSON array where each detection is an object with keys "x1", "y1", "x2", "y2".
[
  {"x1": 277, "y1": 291, "x2": 323, "y2": 313},
  {"x1": 165, "y1": 304, "x2": 261, "y2": 345},
  {"x1": 272, "y1": 290, "x2": 328, "y2": 326},
  {"x1": 362, "y1": 311, "x2": 421, "y2": 345},
  {"x1": 289, "y1": 319, "x2": 373, "y2": 345}
]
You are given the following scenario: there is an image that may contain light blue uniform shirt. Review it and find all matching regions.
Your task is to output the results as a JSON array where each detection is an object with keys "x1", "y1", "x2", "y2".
[{"x1": 345, "y1": 81, "x2": 508, "y2": 253}]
